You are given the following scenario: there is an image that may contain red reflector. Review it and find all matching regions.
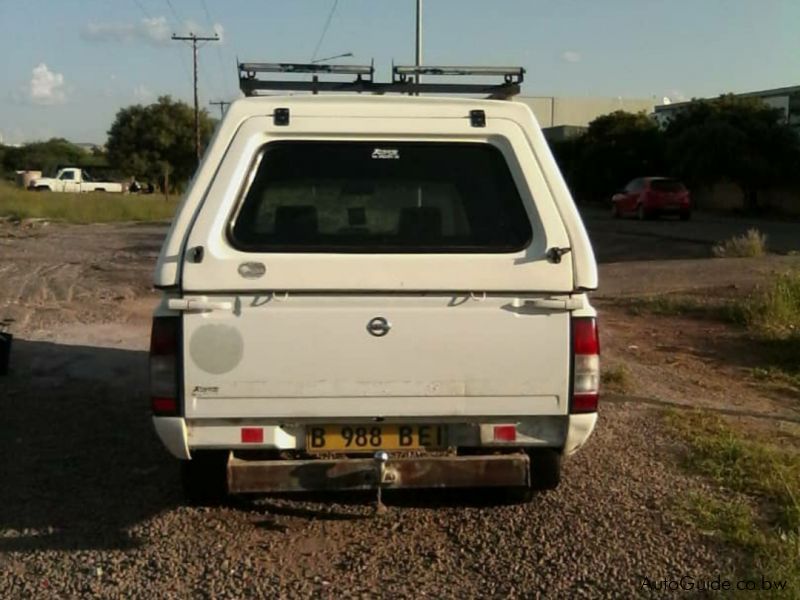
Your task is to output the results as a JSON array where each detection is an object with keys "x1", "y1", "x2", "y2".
[
  {"x1": 572, "y1": 393, "x2": 599, "y2": 413},
  {"x1": 151, "y1": 396, "x2": 178, "y2": 415},
  {"x1": 241, "y1": 427, "x2": 264, "y2": 444},
  {"x1": 493, "y1": 425, "x2": 517, "y2": 442},
  {"x1": 573, "y1": 318, "x2": 599, "y2": 355}
]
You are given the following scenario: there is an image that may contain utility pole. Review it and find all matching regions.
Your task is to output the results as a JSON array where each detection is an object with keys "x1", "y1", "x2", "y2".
[
  {"x1": 415, "y1": 0, "x2": 422, "y2": 85},
  {"x1": 209, "y1": 100, "x2": 231, "y2": 119},
  {"x1": 172, "y1": 32, "x2": 220, "y2": 163}
]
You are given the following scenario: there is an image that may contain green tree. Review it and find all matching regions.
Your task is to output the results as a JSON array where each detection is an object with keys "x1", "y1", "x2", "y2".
[
  {"x1": 553, "y1": 111, "x2": 665, "y2": 203},
  {"x1": 106, "y1": 96, "x2": 215, "y2": 189},
  {"x1": 2, "y1": 138, "x2": 93, "y2": 175},
  {"x1": 665, "y1": 95, "x2": 800, "y2": 211}
]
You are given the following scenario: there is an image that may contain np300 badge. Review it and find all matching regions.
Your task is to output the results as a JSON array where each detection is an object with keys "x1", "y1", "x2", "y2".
[{"x1": 366, "y1": 317, "x2": 391, "y2": 337}]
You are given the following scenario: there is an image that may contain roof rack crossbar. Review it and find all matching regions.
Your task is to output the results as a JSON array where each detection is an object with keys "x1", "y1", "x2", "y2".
[
  {"x1": 393, "y1": 65, "x2": 524, "y2": 81},
  {"x1": 239, "y1": 62, "x2": 374, "y2": 76},
  {"x1": 237, "y1": 61, "x2": 525, "y2": 98}
]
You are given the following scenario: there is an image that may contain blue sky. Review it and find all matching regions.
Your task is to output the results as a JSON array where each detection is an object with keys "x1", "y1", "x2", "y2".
[{"x1": 0, "y1": 0, "x2": 798, "y2": 144}]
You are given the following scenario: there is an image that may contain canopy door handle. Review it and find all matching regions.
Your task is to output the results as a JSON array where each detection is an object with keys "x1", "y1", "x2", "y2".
[{"x1": 167, "y1": 297, "x2": 233, "y2": 312}]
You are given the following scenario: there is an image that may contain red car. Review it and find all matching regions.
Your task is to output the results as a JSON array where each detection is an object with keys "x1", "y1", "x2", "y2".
[{"x1": 611, "y1": 177, "x2": 691, "y2": 220}]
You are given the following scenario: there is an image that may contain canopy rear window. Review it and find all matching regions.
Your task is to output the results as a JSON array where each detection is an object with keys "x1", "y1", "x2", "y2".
[{"x1": 229, "y1": 141, "x2": 532, "y2": 253}]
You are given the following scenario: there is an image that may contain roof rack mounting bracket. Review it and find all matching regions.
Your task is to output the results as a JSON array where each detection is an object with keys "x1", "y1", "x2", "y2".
[
  {"x1": 470, "y1": 110, "x2": 487, "y2": 127},
  {"x1": 273, "y1": 108, "x2": 290, "y2": 126}
]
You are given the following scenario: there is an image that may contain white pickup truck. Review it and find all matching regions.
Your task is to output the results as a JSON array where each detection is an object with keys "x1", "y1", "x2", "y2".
[
  {"x1": 28, "y1": 167, "x2": 123, "y2": 193},
  {"x1": 150, "y1": 65, "x2": 599, "y2": 504}
]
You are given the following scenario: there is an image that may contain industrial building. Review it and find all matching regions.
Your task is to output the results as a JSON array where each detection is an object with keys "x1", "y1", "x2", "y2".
[
  {"x1": 516, "y1": 96, "x2": 655, "y2": 142},
  {"x1": 653, "y1": 85, "x2": 800, "y2": 133}
]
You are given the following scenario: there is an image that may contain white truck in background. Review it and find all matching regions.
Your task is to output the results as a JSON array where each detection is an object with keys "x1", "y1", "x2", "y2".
[{"x1": 28, "y1": 168, "x2": 124, "y2": 193}]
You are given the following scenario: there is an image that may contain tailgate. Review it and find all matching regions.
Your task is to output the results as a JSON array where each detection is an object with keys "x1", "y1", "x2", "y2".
[{"x1": 181, "y1": 294, "x2": 570, "y2": 419}]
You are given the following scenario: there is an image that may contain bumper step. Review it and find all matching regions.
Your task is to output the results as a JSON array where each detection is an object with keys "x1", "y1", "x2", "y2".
[{"x1": 227, "y1": 453, "x2": 530, "y2": 494}]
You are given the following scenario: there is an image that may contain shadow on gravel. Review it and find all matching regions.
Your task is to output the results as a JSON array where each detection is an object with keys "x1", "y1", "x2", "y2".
[
  {"x1": 247, "y1": 488, "x2": 537, "y2": 518},
  {"x1": 0, "y1": 339, "x2": 179, "y2": 552},
  {"x1": 382, "y1": 488, "x2": 541, "y2": 508}
]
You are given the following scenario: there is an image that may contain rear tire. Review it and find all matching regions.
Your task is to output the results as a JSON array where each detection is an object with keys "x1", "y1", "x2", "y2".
[
  {"x1": 679, "y1": 210, "x2": 691, "y2": 221},
  {"x1": 528, "y1": 448, "x2": 562, "y2": 491},
  {"x1": 611, "y1": 204, "x2": 621, "y2": 219},
  {"x1": 181, "y1": 450, "x2": 229, "y2": 506},
  {"x1": 507, "y1": 448, "x2": 562, "y2": 503},
  {"x1": 636, "y1": 204, "x2": 646, "y2": 220},
  {"x1": 505, "y1": 486, "x2": 535, "y2": 504}
]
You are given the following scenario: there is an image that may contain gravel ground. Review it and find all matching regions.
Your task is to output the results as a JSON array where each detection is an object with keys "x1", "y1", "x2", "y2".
[
  {"x1": 0, "y1": 220, "x2": 742, "y2": 598},
  {"x1": 0, "y1": 348, "x2": 730, "y2": 598}
]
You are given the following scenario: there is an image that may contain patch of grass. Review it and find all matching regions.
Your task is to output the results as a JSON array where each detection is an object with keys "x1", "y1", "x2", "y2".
[
  {"x1": 750, "y1": 365, "x2": 800, "y2": 391},
  {"x1": 667, "y1": 411, "x2": 800, "y2": 528},
  {"x1": 601, "y1": 364, "x2": 631, "y2": 392},
  {"x1": 625, "y1": 273, "x2": 800, "y2": 384},
  {"x1": 666, "y1": 410, "x2": 800, "y2": 594},
  {"x1": 736, "y1": 272, "x2": 800, "y2": 335},
  {"x1": 623, "y1": 295, "x2": 703, "y2": 317},
  {"x1": 735, "y1": 272, "x2": 800, "y2": 385},
  {"x1": 679, "y1": 491, "x2": 757, "y2": 548},
  {"x1": 622, "y1": 294, "x2": 741, "y2": 322},
  {"x1": 0, "y1": 180, "x2": 178, "y2": 223},
  {"x1": 713, "y1": 228, "x2": 768, "y2": 258}
]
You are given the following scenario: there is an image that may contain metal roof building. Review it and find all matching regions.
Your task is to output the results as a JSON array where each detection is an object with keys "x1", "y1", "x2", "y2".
[
  {"x1": 515, "y1": 95, "x2": 655, "y2": 142},
  {"x1": 653, "y1": 85, "x2": 800, "y2": 132}
]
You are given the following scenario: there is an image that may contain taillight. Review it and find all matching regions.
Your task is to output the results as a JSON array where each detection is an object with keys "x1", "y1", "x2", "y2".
[
  {"x1": 150, "y1": 316, "x2": 180, "y2": 416},
  {"x1": 572, "y1": 317, "x2": 599, "y2": 413}
]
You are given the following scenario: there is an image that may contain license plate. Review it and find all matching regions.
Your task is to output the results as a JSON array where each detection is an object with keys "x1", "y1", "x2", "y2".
[{"x1": 306, "y1": 424, "x2": 446, "y2": 453}]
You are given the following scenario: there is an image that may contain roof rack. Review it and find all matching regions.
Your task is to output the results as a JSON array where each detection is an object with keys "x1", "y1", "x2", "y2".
[
  {"x1": 239, "y1": 62, "x2": 376, "y2": 95},
  {"x1": 238, "y1": 62, "x2": 524, "y2": 98}
]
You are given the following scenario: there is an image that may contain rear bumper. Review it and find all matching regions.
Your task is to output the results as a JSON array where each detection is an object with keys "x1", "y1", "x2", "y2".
[
  {"x1": 227, "y1": 454, "x2": 530, "y2": 494},
  {"x1": 152, "y1": 413, "x2": 598, "y2": 460}
]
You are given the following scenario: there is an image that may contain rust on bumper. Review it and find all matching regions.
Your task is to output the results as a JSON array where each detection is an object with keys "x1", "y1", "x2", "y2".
[{"x1": 227, "y1": 454, "x2": 530, "y2": 494}]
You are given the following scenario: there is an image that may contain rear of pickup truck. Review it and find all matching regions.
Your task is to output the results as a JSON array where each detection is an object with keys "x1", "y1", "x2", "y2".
[{"x1": 150, "y1": 96, "x2": 599, "y2": 503}]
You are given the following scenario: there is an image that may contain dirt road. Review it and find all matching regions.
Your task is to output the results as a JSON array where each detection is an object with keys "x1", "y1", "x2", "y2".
[
  {"x1": 1, "y1": 213, "x2": 797, "y2": 597},
  {"x1": 583, "y1": 206, "x2": 800, "y2": 263}
]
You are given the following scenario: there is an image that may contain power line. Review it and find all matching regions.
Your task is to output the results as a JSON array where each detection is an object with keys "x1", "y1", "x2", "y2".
[
  {"x1": 161, "y1": 0, "x2": 223, "y2": 103},
  {"x1": 200, "y1": 61, "x2": 222, "y2": 101},
  {"x1": 161, "y1": 0, "x2": 221, "y2": 101},
  {"x1": 164, "y1": 0, "x2": 182, "y2": 24},
  {"x1": 209, "y1": 100, "x2": 231, "y2": 119},
  {"x1": 198, "y1": 0, "x2": 232, "y2": 96},
  {"x1": 199, "y1": 0, "x2": 213, "y2": 25},
  {"x1": 129, "y1": 0, "x2": 192, "y2": 89},
  {"x1": 173, "y1": 33, "x2": 221, "y2": 163},
  {"x1": 136, "y1": 0, "x2": 192, "y2": 88},
  {"x1": 132, "y1": 0, "x2": 153, "y2": 19},
  {"x1": 310, "y1": 0, "x2": 340, "y2": 62}
]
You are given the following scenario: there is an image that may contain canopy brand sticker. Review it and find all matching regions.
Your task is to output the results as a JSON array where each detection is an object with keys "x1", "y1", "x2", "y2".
[{"x1": 371, "y1": 148, "x2": 400, "y2": 160}]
